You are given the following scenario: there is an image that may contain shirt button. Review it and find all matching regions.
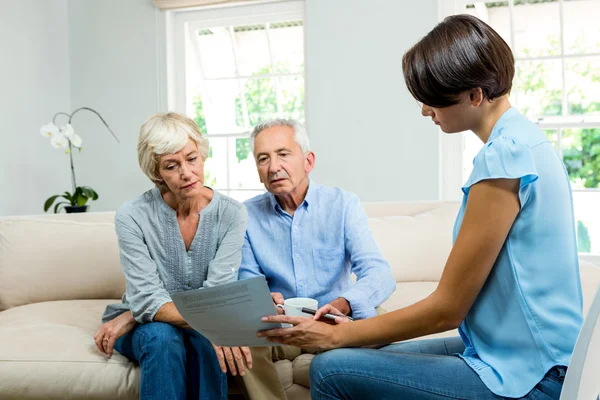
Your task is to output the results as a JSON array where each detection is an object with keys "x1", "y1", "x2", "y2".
[
  {"x1": 295, "y1": 253, "x2": 300, "y2": 259},
  {"x1": 293, "y1": 226, "x2": 298, "y2": 231}
]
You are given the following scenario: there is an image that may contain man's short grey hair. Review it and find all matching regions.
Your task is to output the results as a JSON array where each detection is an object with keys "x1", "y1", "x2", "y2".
[{"x1": 250, "y1": 119, "x2": 311, "y2": 155}]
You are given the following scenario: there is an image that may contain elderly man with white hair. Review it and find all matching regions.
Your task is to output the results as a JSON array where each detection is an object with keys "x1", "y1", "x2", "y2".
[{"x1": 239, "y1": 119, "x2": 395, "y2": 400}]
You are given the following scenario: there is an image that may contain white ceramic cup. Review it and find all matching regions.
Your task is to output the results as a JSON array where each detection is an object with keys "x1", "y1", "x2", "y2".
[
  {"x1": 281, "y1": 297, "x2": 318, "y2": 327},
  {"x1": 283, "y1": 297, "x2": 319, "y2": 317}
]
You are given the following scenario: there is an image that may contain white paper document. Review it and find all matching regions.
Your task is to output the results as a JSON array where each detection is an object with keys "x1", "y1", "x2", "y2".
[{"x1": 171, "y1": 276, "x2": 283, "y2": 347}]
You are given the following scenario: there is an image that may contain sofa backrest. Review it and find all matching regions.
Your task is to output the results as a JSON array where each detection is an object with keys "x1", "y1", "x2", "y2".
[
  {"x1": 0, "y1": 213, "x2": 124, "y2": 311},
  {"x1": 364, "y1": 201, "x2": 459, "y2": 282},
  {"x1": 362, "y1": 201, "x2": 600, "y2": 317},
  {"x1": 1, "y1": 202, "x2": 599, "y2": 314}
]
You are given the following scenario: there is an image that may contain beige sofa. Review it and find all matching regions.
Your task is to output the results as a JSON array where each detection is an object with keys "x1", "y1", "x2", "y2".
[{"x1": 1, "y1": 201, "x2": 599, "y2": 400}]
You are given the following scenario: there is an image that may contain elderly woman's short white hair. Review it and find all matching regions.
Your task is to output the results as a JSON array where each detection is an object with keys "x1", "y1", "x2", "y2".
[
  {"x1": 138, "y1": 112, "x2": 209, "y2": 191},
  {"x1": 250, "y1": 119, "x2": 310, "y2": 155}
]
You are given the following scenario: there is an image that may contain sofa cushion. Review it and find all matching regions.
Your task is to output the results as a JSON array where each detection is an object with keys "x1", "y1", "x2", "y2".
[
  {"x1": 368, "y1": 203, "x2": 457, "y2": 282},
  {"x1": 0, "y1": 299, "x2": 308, "y2": 399},
  {"x1": 382, "y1": 281, "x2": 437, "y2": 311},
  {"x1": 0, "y1": 299, "x2": 138, "y2": 399},
  {"x1": 0, "y1": 219, "x2": 124, "y2": 311}
]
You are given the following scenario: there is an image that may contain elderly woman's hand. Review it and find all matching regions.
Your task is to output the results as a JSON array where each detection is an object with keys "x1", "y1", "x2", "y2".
[
  {"x1": 257, "y1": 315, "x2": 342, "y2": 352},
  {"x1": 94, "y1": 311, "x2": 137, "y2": 357},
  {"x1": 212, "y1": 345, "x2": 253, "y2": 376}
]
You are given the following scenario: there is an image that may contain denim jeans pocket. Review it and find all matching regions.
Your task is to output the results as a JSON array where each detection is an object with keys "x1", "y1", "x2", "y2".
[{"x1": 546, "y1": 367, "x2": 566, "y2": 384}]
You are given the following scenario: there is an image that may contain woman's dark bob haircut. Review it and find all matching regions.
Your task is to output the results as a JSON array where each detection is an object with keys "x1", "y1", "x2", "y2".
[{"x1": 402, "y1": 14, "x2": 515, "y2": 108}]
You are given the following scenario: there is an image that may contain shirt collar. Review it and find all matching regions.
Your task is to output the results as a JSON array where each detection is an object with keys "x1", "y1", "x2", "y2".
[
  {"x1": 267, "y1": 178, "x2": 317, "y2": 213},
  {"x1": 488, "y1": 107, "x2": 520, "y2": 143}
]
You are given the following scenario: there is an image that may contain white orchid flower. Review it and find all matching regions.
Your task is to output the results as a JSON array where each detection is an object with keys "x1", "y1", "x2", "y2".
[
  {"x1": 70, "y1": 134, "x2": 83, "y2": 148},
  {"x1": 50, "y1": 132, "x2": 69, "y2": 149},
  {"x1": 60, "y1": 124, "x2": 75, "y2": 140},
  {"x1": 59, "y1": 124, "x2": 82, "y2": 148},
  {"x1": 40, "y1": 123, "x2": 59, "y2": 138}
]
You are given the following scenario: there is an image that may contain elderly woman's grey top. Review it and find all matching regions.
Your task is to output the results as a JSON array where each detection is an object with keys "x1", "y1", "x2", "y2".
[{"x1": 102, "y1": 187, "x2": 248, "y2": 323}]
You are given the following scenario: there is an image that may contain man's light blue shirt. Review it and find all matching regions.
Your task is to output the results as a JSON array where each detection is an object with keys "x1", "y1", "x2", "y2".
[{"x1": 239, "y1": 181, "x2": 395, "y2": 320}]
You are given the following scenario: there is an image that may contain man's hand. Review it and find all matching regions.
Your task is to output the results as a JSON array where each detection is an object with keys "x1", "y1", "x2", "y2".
[
  {"x1": 212, "y1": 345, "x2": 253, "y2": 376},
  {"x1": 328, "y1": 297, "x2": 351, "y2": 316},
  {"x1": 271, "y1": 292, "x2": 284, "y2": 315},
  {"x1": 93, "y1": 311, "x2": 137, "y2": 357}
]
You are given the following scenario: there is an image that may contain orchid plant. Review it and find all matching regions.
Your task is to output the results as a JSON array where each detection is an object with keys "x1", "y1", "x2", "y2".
[{"x1": 41, "y1": 107, "x2": 119, "y2": 213}]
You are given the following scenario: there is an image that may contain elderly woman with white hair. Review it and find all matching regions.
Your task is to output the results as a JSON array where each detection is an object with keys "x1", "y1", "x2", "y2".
[{"x1": 93, "y1": 112, "x2": 250, "y2": 400}]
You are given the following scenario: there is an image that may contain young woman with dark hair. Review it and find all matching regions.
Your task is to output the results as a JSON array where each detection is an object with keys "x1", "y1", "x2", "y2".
[{"x1": 257, "y1": 14, "x2": 583, "y2": 400}]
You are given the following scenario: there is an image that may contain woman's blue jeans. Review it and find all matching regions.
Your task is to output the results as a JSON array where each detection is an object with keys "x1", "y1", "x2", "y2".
[
  {"x1": 114, "y1": 322, "x2": 227, "y2": 400},
  {"x1": 309, "y1": 337, "x2": 566, "y2": 400}
]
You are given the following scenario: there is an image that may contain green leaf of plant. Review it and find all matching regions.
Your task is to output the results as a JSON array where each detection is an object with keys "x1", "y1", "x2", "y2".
[
  {"x1": 54, "y1": 201, "x2": 69, "y2": 214},
  {"x1": 82, "y1": 186, "x2": 99, "y2": 200},
  {"x1": 76, "y1": 194, "x2": 88, "y2": 206},
  {"x1": 81, "y1": 187, "x2": 93, "y2": 198},
  {"x1": 44, "y1": 195, "x2": 60, "y2": 212}
]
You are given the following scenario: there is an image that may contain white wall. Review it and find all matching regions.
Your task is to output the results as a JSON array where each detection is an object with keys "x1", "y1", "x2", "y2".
[
  {"x1": 1, "y1": 0, "x2": 442, "y2": 216},
  {"x1": 0, "y1": 0, "x2": 71, "y2": 216},
  {"x1": 305, "y1": 0, "x2": 440, "y2": 201},
  {"x1": 68, "y1": 0, "x2": 161, "y2": 212}
]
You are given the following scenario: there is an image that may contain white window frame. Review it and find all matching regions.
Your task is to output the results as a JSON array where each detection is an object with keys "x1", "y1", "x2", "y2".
[
  {"x1": 164, "y1": 0, "x2": 305, "y2": 197},
  {"x1": 439, "y1": 0, "x2": 600, "y2": 258},
  {"x1": 438, "y1": 0, "x2": 471, "y2": 201}
]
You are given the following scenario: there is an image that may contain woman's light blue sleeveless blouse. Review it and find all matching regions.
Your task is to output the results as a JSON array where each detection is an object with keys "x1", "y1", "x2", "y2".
[{"x1": 454, "y1": 107, "x2": 583, "y2": 397}]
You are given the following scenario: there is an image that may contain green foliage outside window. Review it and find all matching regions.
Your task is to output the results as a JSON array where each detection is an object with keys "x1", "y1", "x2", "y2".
[
  {"x1": 192, "y1": 65, "x2": 304, "y2": 163},
  {"x1": 516, "y1": 39, "x2": 600, "y2": 189},
  {"x1": 578, "y1": 220, "x2": 592, "y2": 253}
]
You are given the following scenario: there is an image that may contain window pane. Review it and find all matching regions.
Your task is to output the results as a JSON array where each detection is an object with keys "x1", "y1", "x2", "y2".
[
  {"x1": 239, "y1": 77, "x2": 280, "y2": 126},
  {"x1": 573, "y1": 191, "x2": 600, "y2": 254},
  {"x1": 193, "y1": 80, "x2": 246, "y2": 135},
  {"x1": 562, "y1": 127, "x2": 600, "y2": 189},
  {"x1": 544, "y1": 129, "x2": 559, "y2": 151},
  {"x1": 279, "y1": 76, "x2": 305, "y2": 121},
  {"x1": 513, "y1": 0, "x2": 561, "y2": 57},
  {"x1": 464, "y1": 3, "x2": 512, "y2": 51},
  {"x1": 514, "y1": 60, "x2": 562, "y2": 118},
  {"x1": 229, "y1": 138, "x2": 263, "y2": 190},
  {"x1": 564, "y1": 0, "x2": 600, "y2": 55},
  {"x1": 204, "y1": 137, "x2": 228, "y2": 189},
  {"x1": 228, "y1": 190, "x2": 265, "y2": 202},
  {"x1": 184, "y1": 15, "x2": 304, "y2": 192},
  {"x1": 194, "y1": 27, "x2": 236, "y2": 79},
  {"x1": 268, "y1": 21, "x2": 304, "y2": 73},
  {"x1": 233, "y1": 24, "x2": 272, "y2": 76},
  {"x1": 566, "y1": 56, "x2": 600, "y2": 117}
]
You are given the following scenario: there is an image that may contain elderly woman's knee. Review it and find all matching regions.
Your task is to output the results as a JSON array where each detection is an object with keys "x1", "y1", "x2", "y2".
[{"x1": 136, "y1": 322, "x2": 185, "y2": 353}]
